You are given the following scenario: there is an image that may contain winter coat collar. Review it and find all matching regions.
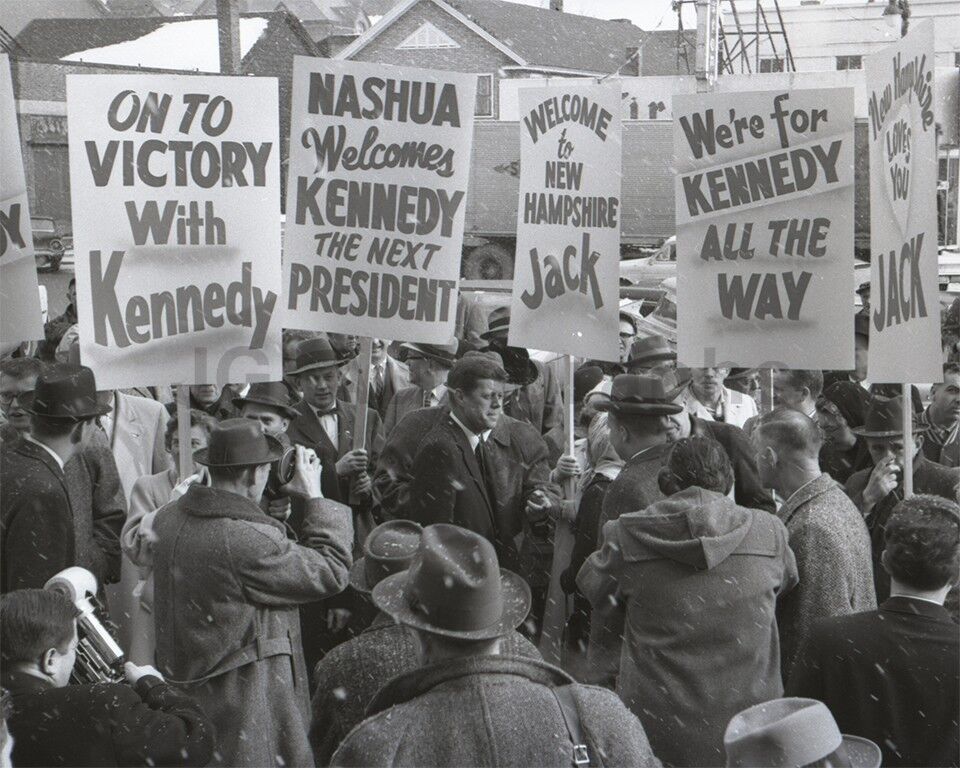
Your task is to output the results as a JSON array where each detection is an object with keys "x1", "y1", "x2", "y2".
[
  {"x1": 366, "y1": 654, "x2": 574, "y2": 718},
  {"x1": 777, "y1": 473, "x2": 839, "y2": 527},
  {"x1": 1, "y1": 668, "x2": 54, "y2": 697},
  {"x1": 881, "y1": 595, "x2": 954, "y2": 624},
  {"x1": 179, "y1": 483, "x2": 285, "y2": 533}
]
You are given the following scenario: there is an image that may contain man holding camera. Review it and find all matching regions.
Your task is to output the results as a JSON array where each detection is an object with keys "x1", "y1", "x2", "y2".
[
  {"x1": 150, "y1": 419, "x2": 353, "y2": 768},
  {"x1": 0, "y1": 588, "x2": 214, "y2": 767}
]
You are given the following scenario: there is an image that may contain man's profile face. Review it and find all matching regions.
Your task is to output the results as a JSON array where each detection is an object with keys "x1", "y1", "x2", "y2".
[
  {"x1": 866, "y1": 435, "x2": 921, "y2": 468},
  {"x1": 370, "y1": 339, "x2": 387, "y2": 365},
  {"x1": 50, "y1": 624, "x2": 79, "y2": 688},
  {"x1": 328, "y1": 333, "x2": 359, "y2": 359},
  {"x1": 618, "y1": 320, "x2": 636, "y2": 363},
  {"x1": 170, "y1": 424, "x2": 209, "y2": 477},
  {"x1": 931, "y1": 373, "x2": 960, "y2": 421},
  {"x1": 0, "y1": 373, "x2": 37, "y2": 433},
  {"x1": 453, "y1": 378, "x2": 503, "y2": 432},
  {"x1": 242, "y1": 403, "x2": 289, "y2": 437},
  {"x1": 190, "y1": 384, "x2": 221, "y2": 405},
  {"x1": 299, "y1": 368, "x2": 340, "y2": 412},
  {"x1": 773, "y1": 371, "x2": 806, "y2": 411},
  {"x1": 67, "y1": 282, "x2": 76, "y2": 307}
]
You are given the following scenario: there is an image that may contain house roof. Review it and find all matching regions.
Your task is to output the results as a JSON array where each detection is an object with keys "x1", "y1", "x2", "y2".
[
  {"x1": 14, "y1": 10, "x2": 315, "y2": 70},
  {"x1": 101, "y1": 0, "x2": 164, "y2": 16},
  {"x1": 0, "y1": 0, "x2": 106, "y2": 38},
  {"x1": 639, "y1": 29, "x2": 695, "y2": 76},
  {"x1": 340, "y1": 0, "x2": 644, "y2": 74},
  {"x1": 195, "y1": 0, "x2": 356, "y2": 22}
]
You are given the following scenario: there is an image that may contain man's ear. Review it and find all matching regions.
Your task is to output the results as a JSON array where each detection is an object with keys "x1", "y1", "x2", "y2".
[
  {"x1": 40, "y1": 647, "x2": 58, "y2": 675},
  {"x1": 70, "y1": 421, "x2": 85, "y2": 445}
]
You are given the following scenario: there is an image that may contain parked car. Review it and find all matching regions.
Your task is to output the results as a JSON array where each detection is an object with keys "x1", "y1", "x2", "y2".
[
  {"x1": 619, "y1": 236, "x2": 675, "y2": 290},
  {"x1": 32, "y1": 216, "x2": 65, "y2": 272}
]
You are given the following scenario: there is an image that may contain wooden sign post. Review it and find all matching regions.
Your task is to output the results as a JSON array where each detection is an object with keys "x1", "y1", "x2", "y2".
[
  {"x1": 349, "y1": 337, "x2": 373, "y2": 509},
  {"x1": 902, "y1": 383, "x2": 914, "y2": 498},
  {"x1": 176, "y1": 385, "x2": 192, "y2": 481}
]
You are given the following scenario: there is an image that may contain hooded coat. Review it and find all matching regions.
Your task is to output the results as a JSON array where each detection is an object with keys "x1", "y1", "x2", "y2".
[
  {"x1": 151, "y1": 484, "x2": 353, "y2": 768},
  {"x1": 578, "y1": 487, "x2": 798, "y2": 767}
]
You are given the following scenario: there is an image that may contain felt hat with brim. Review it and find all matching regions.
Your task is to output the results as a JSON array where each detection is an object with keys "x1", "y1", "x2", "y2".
[
  {"x1": 288, "y1": 337, "x2": 349, "y2": 375},
  {"x1": 233, "y1": 381, "x2": 301, "y2": 419},
  {"x1": 595, "y1": 374, "x2": 684, "y2": 416},
  {"x1": 574, "y1": 365, "x2": 604, "y2": 403},
  {"x1": 856, "y1": 281, "x2": 871, "y2": 296},
  {"x1": 193, "y1": 418, "x2": 285, "y2": 467},
  {"x1": 725, "y1": 367, "x2": 758, "y2": 382},
  {"x1": 852, "y1": 396, "x2": 927, "y2": 439},
  {"x1": 627, "y1": 335, "x2": 676, "y2": 369},
  {"x1": 480, "y1": 306, "x2": 511, "y2": 340},
  {"x1": 401, "y1": 340, "x2": 459, "y2": 367},
  {"x1": 725, "y1": 698, "x2": 881, "y2": 768},
  {"x1": 372, "y1": 524, "x2": 531, "y2": 640},
  {"x1": 21, "y1": 364, "x2": 111, "y2": 421},
  {"x1": 350, "y1": 520, "x2": 423, "y2": 594},
  {"x1": 499, "y1": 346, "x2": 539, "y2": 387}
]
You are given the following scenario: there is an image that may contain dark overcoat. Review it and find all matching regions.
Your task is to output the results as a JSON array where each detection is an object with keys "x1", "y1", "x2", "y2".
[
  {"x1": 151, "y1": 484, "x2": 352, "y2": 768},
  {"x1": 690, "y1": 415, "x2": 775, "y2": 512},
  {"x1": 788, "y1": 596, "x2": 959, "y2": 768},
  {"x1": 330, "y1": 655, "x2": 662, "y2": 767}
]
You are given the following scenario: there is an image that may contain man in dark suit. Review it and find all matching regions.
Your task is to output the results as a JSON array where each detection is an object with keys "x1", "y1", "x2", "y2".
[
  {"x1": 0, "y1": 365, "x2": 122, "y2": 593},
  {"x1": 788, "y1": 494, "x2": 959, "y2": 768},
  {"x1": 339, "y1": 338, "x2": 410, "y2": 420},
  {"x1": 1, "y1": 588, "x2": 214, "y2": 767},
  {"x1": 399, "y1": 353, "x2": 559, "y2": 636},
  {"x1": 382, "y1": 340, "x2": 457, "y2": 437}
]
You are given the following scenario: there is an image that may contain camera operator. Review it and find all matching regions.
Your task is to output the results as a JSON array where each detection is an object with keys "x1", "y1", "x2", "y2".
[{"x1": 0, "y1": 589, "x2": 214, "y2": 767}]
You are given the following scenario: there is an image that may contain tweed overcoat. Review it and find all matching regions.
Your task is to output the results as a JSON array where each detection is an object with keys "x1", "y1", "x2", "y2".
[
  {"x1": 330, "y1": 655, "x2": 662, "y2": 767},
  {"x1": 151, "y1": 484, "x2": 353, "y2": 768},
  {"x1": 382, "y1": 385, "x2": 449, "y2": 438},
  {"x1": 775, "y1": 473, "x2": 876, "y2": 677},
  {"x1": 309, "y1": 613, "x2": 541, "y2": 765}
]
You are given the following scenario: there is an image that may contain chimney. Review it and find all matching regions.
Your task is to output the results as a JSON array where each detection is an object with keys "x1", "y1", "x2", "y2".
[
  {"x1": 549, "y1": 0, "x2": 562, "y2": 10},
  {"x1": 623, "y1": 46, "x2": 640, "y2": 76},
  {"x1": 217, "y1": 0, "x2": 242, "y2": 75}
]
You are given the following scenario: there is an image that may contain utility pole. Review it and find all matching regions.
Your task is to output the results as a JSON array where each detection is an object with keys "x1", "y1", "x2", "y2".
[
  {"x1": 216, "y1": 0, "x2": 241, "y2": 75},
  {"x1": 694, "y1": 0, "x2": 719, "y2": 90},
  {"x1": 549, "y1": 0, "x2": 563, "y2": 10}
]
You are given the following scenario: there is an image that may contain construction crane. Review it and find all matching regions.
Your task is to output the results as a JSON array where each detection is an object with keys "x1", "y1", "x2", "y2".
[{"x1": 674, "y1": 0, "x2": 796, "y2": 80}]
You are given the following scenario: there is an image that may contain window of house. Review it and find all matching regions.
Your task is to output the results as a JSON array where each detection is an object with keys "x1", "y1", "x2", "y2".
[
  {"x1": 475, "y1": 74, "x2": 493, "y2": 118},
  {"x1": 835, "y1": 55, "x2": 863, "y2": 71},
  {"x1": 396, "y1": 22, "x2": 460, "y2": 49},
  {"x1": 759, "y1": 57, "x2": 784, "y2": 73}
]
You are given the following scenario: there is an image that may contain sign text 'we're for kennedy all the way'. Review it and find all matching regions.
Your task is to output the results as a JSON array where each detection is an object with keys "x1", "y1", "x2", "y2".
[
  {"x1": 674, "y1": 88, "x2": 855, "y2": 369},
  {"x1": 67, "y1": 75, "x2": 282, "y2": 389}
]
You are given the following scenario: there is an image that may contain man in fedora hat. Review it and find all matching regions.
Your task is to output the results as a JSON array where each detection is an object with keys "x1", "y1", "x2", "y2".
[
  {"x1": 150, "y1": 419, "x2": 353, "y2": 768},
  {"x1": 844, "y1": 396, "x2": 956, "y2": 602},
  {"x1": 580, "y1": 437, "x2": 797, "y2": 766},
  {"x1": 724, "y1": 698, "x2": 881, "y2": 768},
  {"x1": 578, "y1": 374, "x2": 683, "y2": 686},
  {"x1": 625, "y1": 334, "x2": 676, "y2": 376},
  {"x1": 480, "y1": 306, "x2": 563, "y2": 436},
  {"x1": 917, "y1": 361, "x2": 960, "y2": 466},
  {"x1": 752, "y1": 408, "x2": 875, "y2": 678},
  {"x1": 1, "y1": 364, "x2": 123, "y2": 593},
  {"x1": 338, "y1": 338, "x2": 410, "y2": 420},
  {"x1": 400, "y1": 353, "x2": 560, "y2": 639},
  {"x1": 330, "y1": 524, "x2": 660, "y2": 767},
  {"x1": 309, "y1": 521, "x2": 540, "y2": 765},
  {"x1": 382, "y1": 340, "x2": 457, "y2": 438},
  {"x1": 789, "y1": 494, "x2": 959, "y2": 768}
]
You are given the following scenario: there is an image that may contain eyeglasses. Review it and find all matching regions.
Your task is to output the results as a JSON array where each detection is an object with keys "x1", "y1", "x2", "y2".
[{"x1": 0, "y1": 391, "x2": 28, "y2": 406}]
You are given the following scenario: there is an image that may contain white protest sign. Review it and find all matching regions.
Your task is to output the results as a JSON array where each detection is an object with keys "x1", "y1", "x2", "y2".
[
  {"x1": 284, "y1": 58, "x2": 476, "y2": 344},
  {"x1": 674, "y1": 87, "x2": 855, "y2": 369},
  {"x1": 66, "y1": 75, "x2": 282, "y2": 389},
  {"x1": 865, "y1": 21, "x2": 941, "y2": 384},
  {"x1": 508, "y1": 82, "x2": 622, "y2": 361},
  {"x1": 1, "y1": 54, "x2": 45, "y2": 343}
]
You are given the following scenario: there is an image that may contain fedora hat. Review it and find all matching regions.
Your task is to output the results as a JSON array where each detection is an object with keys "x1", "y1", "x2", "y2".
[
  {"x1": 193, "y1": 418, "x2": 285, "y2": 467},
  {"x1": 233, "y1": 381, "x2": 301, "y2": 419},
  {"x1": 372, "y1": 524, "x2": 531, "y2": 640},
  {"x1": 401, "y1": 340, "x2": 459, "y2": 367},
  {"x1": 480, "y1": 306, "x2": 511, "y2": 340},
  {"x1": 725, "y1": 698, "x2": 881, "y2": 768},
  {"x1": 499, "y1": 346, "x2": 539, "y2": 387},
  {"x1": 288, "y1": 337, "x2": 349, "y2": 375},
  {"x1": 595, "y1": 374, "x2": 684, "y2": 416},
  {"x1": 350, "y1": 520, "x2": 423, "y2": 594},
  {"x1": 626, "y1": 335, "x2": 676, "y2": 370},
  {"x1": 852, "y1": 396, "x2": 927, "y2": 439},
  {"x1": 21, "y1": 364, "x2": 111, "y2": 421},
  {"x1": 574, "y1": 365, "x2": 604, "y2": 403}
]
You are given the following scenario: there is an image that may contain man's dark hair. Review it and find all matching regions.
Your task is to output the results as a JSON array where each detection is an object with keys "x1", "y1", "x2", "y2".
[
  {"x1": 666, "y1": 437, "x2": 735, "y2": 495},
  {"x1": 0, "y1": 357, "x2": 44, "y2": 380},
  {"x1": 610, "y1": 410, "x2": 667, "y2": 439},
  {"x1": 207, "y1": 464, "x2": 260, "y2": 484},
  {"x1": 164, "y1": 408, "x2": 217, "y2": 453},
  {"x1": 779, "y1": 368, "x2": 824, "y2": 400},
  {"x1": 618, "y1": 310, "x2": 638, "y2": 335},
  {"x1": 0, "y1": 590, "x2": 79, "y2": 663},
  {"x1": 943, "y1": 362, "x2": 960, "y2": 377},
  {"x1": 29, "y1": 414, "x2": 83, "y2": 440},
  {"x1": 884, "y1": 495, "x2": 960, "y2": 591},
  {"x1": 756, "y1": 407, "x2": 822, "y2": 456},
  {"x1": 68, "y1": 278, "x2": 76, "y2": 288},
  {"x1": 447, "y1": 357, "x2": 507, "y2": 393}
]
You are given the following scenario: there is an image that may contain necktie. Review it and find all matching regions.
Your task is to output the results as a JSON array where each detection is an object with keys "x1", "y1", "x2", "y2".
[
  {"x1": 422, "y1": 389, "x2": 432, "y2": 408},
  {"x1": 373, "y1": 364, "x2": 384, "y2": 397},
  {"x1": 474, "y1": 436, "x2": 495, "y2": 503}
]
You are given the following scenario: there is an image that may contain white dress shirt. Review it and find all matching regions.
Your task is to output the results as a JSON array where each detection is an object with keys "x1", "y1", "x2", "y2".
[
  {"x1": 449, "y1": 411, "x2": 490, "y2": 450},
  {"x1": 425, "y1": 384, "x2": 447, "y2": 408},
  {"x1": 23, "y1": 434, "x2": 66, "y2": 471},
  {"x1": 309, "y1": 403, "x2": 339, "y2": 446}
]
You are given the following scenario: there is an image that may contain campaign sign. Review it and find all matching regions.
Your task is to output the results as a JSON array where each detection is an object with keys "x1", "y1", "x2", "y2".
[
  {"x1": 865, "y1": 21, "x2": 941, "y2": 384},
  {"x1": 284, "y1": 58, "x2": 476, "y2": 343},
  {"x1": 1, "y1": 54, "x2": 44, "y2": 343},
  {"x1": 508, "y1": 82, "x2": 623, "y2": 360},
  {"x1": 674, "y1": 88, "x2": 855, "y2": 369},
  {"x1": 66, "y1": 75, "x2": 282, "y2": 389}
]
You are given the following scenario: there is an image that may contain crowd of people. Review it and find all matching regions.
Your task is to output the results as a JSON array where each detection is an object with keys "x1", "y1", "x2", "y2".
[{"x1": 0, "y1": 285, "x2": 957, "y2": 768}]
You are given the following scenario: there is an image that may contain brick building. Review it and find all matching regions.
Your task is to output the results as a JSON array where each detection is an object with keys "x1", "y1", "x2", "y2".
[
  {"x1": 10, "y1": 9, "x2": 318, "y2": 229},
  {"x1": 336, "y1": 0, "x2": 647, "y2": 119}
]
